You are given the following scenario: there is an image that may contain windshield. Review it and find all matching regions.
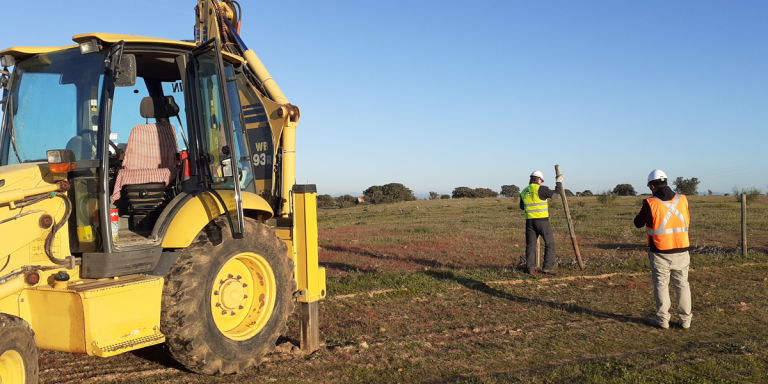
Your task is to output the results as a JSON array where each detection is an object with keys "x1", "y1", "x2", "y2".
[{"x1": 0, "y1": 48, "x2": 107, "y2": 165}]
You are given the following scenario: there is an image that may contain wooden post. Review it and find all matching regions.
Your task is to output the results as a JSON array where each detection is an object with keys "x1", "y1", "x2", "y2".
[
  {"x1": 536, "y1": 237, "x2": 541, "y2": 270},
  {"x1": 300, "y1": 302, "x2": 320, "y2": 352},
  {"x1": 554, "y1": 165, "x2": 585, "y2": 271},
  {"x1": 741, "y1": 193, "x2": 747, "y2": 257}
]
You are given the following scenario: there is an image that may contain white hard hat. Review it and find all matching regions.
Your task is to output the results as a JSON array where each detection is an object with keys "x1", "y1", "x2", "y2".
[
  {"x1": 531, "y1": 170, "x2": 544, "y2": 182},
  {"x1": 647, "y1": 169, "x2": 668, "y2": 185}
]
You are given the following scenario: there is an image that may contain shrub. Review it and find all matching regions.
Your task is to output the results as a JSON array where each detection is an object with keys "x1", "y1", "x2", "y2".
[
  {"x1": 596, "y1": 190, "x2": 618, "y2": 206},
  {"x1": 613, "y1": 184, "x2": 637, "y2": 196},
  {"x1": 732, "y1": 187, "x2": 762, "y2": 202},
  {"x1": 440, "y1": 194, "x2": 450, "y2": 199},
  {"x1": 336, "y1": 194, "x2": 357, "y2": 208},
  {"x1": 674, "y1": 177, "x2": 701, "y2": 195},
  {"x1": 317, "y1": 194, "x2": 336, "y2": 208},
  {"x1": 452, "y1": 187, "x2": 498, "y2": 199},
  {"x1": 363, "y1": 183, "x2": 417, "y2": 204},
  {"x1": 500, "y1": 185, "x2": 520, "y2": 198},
  {"x1": 428, "y1": 191, "x2": 440, "y2": 200},
  {"x1": 452, "y1": 187, "x2": 475, "y2": 199},
  {"x1": 564, "y1": 189, "x2": 575, "y2": 197},
  {"x1": 581, "y1": 190, "x2": 593, "y2": 197},
  {"x1": 474, "y1": 188, "x2": 499, "y2": 198}
]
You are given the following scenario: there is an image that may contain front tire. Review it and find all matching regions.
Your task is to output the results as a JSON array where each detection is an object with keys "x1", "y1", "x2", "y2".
[
  {"x1": 161, "y1": 217, "x2": 295, "y2": 375},
  {"x1": 0, "y1": 314, "x2": 38, "y2": 384}
]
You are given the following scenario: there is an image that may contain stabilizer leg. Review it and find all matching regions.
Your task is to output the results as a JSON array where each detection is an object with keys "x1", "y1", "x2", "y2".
[{"x1": 292, "y1": 184, "x2": 326, "y2": 353}]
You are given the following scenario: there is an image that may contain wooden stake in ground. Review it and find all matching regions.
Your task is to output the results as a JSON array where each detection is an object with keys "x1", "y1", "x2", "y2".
[
  {"x1": 741, "y1": 193, "x2": 747, "y2": 257},
  {"x1": 536, "y1": 236, "x2": 541, "y2": 270},
  {"x1": 554, "y1": 165, "x2": 585, "y2": 271}
]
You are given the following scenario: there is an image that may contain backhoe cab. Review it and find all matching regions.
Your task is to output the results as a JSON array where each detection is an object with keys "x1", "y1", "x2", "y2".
[{"x1": 0, "y1": 1, "x2": 324, "y2": 381}]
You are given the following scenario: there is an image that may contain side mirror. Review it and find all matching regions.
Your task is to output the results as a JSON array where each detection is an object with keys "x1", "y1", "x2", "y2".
[{"x1": 115, "y1": 54, "x2": 136, "y2": 87}]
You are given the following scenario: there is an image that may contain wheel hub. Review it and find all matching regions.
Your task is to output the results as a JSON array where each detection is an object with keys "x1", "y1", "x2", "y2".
[
  {"x1": 210, "y1": 252, "x2": 277, "y2": 340},
  {"x1": 0, "y1": 350, "x2": 25, "y2": 384},
  {"x1": 218, "y1": 280, "x2": 245, "y2": 310}
]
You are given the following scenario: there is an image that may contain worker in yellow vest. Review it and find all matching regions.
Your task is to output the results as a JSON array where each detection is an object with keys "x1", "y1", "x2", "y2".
[
  {"x1": 634, "y1": 169, "x2": 692, "y2": 330},
  {"x1": 519, "y1": 170, "x2": 563, "y2": 275}
]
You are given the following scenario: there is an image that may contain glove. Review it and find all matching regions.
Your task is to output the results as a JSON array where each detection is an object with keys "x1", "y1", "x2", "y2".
[{"x1": 556, "y1": 175, "x2": 563, "y2": 183}]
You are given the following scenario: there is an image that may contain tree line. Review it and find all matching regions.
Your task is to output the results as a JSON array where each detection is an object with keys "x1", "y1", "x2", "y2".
[
  {"x1": 316, "y1": 177, "x2": 712, "y2": 208},
  {"x1": 610, "y1": 177, "x2": 701, "y2": 196}
]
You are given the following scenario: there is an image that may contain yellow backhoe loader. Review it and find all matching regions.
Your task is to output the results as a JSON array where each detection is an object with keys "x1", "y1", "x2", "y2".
[{"x1": 0, "y1": 1, "x2": 325, "y2": 381}]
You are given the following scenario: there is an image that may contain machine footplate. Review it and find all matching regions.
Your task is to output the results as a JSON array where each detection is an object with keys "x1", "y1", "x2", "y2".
[{"x1": 94, "y1": 333, "x2": 165, "y2": 357}]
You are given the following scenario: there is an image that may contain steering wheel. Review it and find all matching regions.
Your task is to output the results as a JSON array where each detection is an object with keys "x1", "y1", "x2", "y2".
[
  {"x1": 108, "y1": 140, "x2": 124, "y2": 161},
  {"x1": 74, "y1": 129, "x2": 123, "y2": 161}
]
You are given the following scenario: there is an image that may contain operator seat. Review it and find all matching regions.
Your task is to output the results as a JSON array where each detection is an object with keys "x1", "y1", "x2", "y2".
[{"x1": 110, "y1": 97, "x2": 179, "y2": 210}]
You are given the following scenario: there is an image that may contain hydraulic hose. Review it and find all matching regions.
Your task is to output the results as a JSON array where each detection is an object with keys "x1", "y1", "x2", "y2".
[
  {"x1": 231, "y1": 1, "x2": 242, "y2": 25},
  {"x1": 211, "y1": 1, "x2": 231, "y2": 46},
  {"x1": 45, "y1": 194, "x2": 73, "y2": 266}
]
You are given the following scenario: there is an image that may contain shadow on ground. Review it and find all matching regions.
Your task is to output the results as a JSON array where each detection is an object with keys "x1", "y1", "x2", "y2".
[
  {"x1": 425, "y1": 270, "x2": 646, "y2": 326},
  {"x1": 320, "y1": 261, "x2": 379, "y2": 273},
  {"x1": 321, "y1": 244, "x2": 516, "y2": 272},
  {"x1": 130, "y1": 344, "x2": 191, "y2": 373},
  {"x1": 596, "y1": 244, "x2": 649, "y2": 251}
]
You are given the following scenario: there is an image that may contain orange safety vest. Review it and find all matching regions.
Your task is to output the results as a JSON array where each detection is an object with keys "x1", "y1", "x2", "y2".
[{"x1": 646, "y1": 194, "x2": 690, "y2": 251}]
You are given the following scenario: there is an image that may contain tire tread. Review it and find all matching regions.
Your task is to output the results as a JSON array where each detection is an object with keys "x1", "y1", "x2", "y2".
[{"x1": 161, "y1": 217, "x2": 295, "y2": 375}]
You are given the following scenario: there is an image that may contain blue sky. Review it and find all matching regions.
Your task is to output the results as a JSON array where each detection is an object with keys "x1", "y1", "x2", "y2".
[{"x1": 2, "y1": 1, "x2": 766, "y2": 196}]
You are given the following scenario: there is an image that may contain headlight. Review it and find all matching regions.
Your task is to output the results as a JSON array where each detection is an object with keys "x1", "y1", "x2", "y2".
[
  {"x1": 0, "y1": 55, "x2": 14, "y2": 67},
  {"x1": 79, "y1": 39, "x2": 102, "y2": 54},
  {"x1": 46, "y1": 149, "x2": 77, "y2": 173},
  {"x1": 46, "y1": 151, "x2": 62, "y2": 163}
]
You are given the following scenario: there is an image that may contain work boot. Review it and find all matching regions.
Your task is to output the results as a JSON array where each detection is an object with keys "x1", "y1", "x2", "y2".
[
  {"x1": 542, "y1": 270, "x2": 558, "y2": 276},
  {"x1": 675, "y1": 319, "x2": 690, "y2": 331},
  {"x1": 643, "y1": 317, "x2": 669, "y2": 330}
]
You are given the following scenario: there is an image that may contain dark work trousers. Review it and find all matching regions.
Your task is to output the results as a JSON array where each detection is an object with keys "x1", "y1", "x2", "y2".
[{"x1": 525, "y1": 219, "x2": 556, "y2": 271}]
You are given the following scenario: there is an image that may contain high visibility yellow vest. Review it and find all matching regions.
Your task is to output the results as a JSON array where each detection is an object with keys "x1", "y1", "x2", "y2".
[
  {"x1": 521, "y1": 184, "x2": 548, "y2": 219},
  {"x1": 646, "y1": 194, "x2": 690, "y2": 250}
]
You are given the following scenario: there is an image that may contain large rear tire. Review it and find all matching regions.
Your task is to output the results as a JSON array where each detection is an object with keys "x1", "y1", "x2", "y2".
[
  {"x1": 0, "y1": 314, "x2": 38, "y2": 384},
  {"x1": 161, "y1": 217, "x2": 295, "y2": 375}
]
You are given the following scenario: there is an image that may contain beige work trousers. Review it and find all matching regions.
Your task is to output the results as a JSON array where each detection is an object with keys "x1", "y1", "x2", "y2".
[{"x1": 649, "y1": 250, "x2": 692, "y2": 326}]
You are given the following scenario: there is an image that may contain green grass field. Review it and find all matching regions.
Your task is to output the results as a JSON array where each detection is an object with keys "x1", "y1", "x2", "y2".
[{"x1": 38, "y1": 196, "x2": 768, "y2": 383}]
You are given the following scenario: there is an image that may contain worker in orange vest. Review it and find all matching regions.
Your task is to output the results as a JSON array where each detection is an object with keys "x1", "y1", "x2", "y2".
[{"x1": 634, "y1": 169, "x2": 692, "y2": 330}]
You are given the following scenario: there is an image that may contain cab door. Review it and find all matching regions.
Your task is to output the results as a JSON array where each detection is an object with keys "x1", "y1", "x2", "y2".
[{"x1": 187, "y1": 38, "x2": 245, "y2": 238}]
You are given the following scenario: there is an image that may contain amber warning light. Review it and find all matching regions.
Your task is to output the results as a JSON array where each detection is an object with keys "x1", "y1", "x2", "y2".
[{"x1": 46, "y1": 149, "x2": 77, "y2": 173}]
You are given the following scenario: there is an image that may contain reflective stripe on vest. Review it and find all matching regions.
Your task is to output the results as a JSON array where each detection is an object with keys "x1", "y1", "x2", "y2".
[
  {"x1": 521, "y1": 184, "x2": 548, "y2": 219},
  {"x1": 646, "y1": 194, "x2": 690, "y2": 250}
]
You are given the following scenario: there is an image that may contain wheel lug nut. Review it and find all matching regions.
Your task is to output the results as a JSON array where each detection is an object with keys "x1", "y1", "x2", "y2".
[
  {"x1": 219, "y1": 279, "x2": 225, "y2": 284},
  {"x1": 236, "y1": 275, "x2": 242, "y2": 280},
  {"x1": 230, "y1": 311, "x2": 236, "y2": 316},
  {"x1": 221, "y1": 310, "x2": 227, "y2": 315},
  {"x1": 242, "y1": 283, "x2": 248, "y2": 287},
  {"x1": 215, "y1": 303, "x2": 221, "y2": 307},
  {"x1": 228, "y1": 274, "x2": 234, "y2": 279},
  {"x1": 213, "y1": 290, "x2": 219, "y2": 295},
  {"x1": 238, "y1": 305, "x2": 244, "y2": 309},
  {"x1": 243, "y1": 294, "x2": 248, "y2": 299}
]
